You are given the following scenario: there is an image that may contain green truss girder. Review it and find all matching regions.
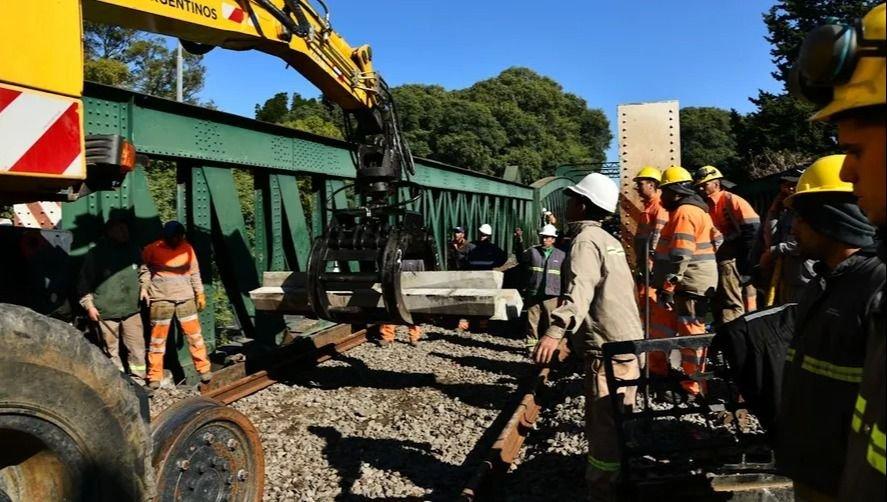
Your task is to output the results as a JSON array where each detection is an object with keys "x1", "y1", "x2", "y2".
[{"x1": 66, "y1": 83, "x2": 573, "y2": 376}]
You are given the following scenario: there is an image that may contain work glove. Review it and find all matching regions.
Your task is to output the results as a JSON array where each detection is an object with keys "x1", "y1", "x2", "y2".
[
  {"x1": 657, "y1": 290, "x2": 675, "y2": 310},
  {"x1": 196, "y1": 292, "x2": 207, "y2": 312}
]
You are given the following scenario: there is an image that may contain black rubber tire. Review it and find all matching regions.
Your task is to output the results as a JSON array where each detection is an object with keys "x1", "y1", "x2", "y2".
[{"x1": 0, "y1": 303, "x2": 154, "y2": 501}]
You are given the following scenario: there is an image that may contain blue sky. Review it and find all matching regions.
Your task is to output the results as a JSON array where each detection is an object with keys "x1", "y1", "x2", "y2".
[{"x1": 196, "y1": 1, "x2": 783, "y2": 161}]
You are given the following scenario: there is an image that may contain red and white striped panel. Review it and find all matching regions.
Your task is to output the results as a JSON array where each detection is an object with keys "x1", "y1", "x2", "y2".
[
  {"x1": 222, "y1": 1, "x2": 254, "y2": 26},
  {"x1": 0, "y1": 83, "x2": 85, "y2": 178},
  {"x1": 13, "y1": 201, "x2": 63, "y2": 229}
]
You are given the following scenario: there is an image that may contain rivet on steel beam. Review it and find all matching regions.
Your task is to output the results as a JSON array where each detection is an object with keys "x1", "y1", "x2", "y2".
[
  {"x1": 237, "y1": 469, "x2": 248, "y2": 482},
  {"x1": 226, "y1": 439, "x2": 238, "y2": 451}
]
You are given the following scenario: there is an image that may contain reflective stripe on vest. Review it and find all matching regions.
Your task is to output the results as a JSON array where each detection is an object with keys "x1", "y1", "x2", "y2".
[
  {"x1": 529, "y1": 266, "x2": 561, "y2": 275},
  {"x1": 799, "y1": 354, "x2": 864, "y2": 383},
  {"x1": 853, "y1": 394, "x2": 867, "y2": 432},
  {"x1": 587, "y1": 454, "x2": 620, "y2": 472},
  {"x1": 868, "y1": 423, "x2": 886, "y2": 475},
  {"x1": 850, "y1": 393, "x2": 886, "y2": 475}
]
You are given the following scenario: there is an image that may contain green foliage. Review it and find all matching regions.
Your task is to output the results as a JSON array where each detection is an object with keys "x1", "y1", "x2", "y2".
[
  {"x1": 144, "y1": 161, "x2": 178, "y2": 222},
  {"x1": 728, "y1": 0, "x2": 877, "y2": 177},
  {"x1": 254, "y1": 67, "x2": 611, "y2": 180},
  {"x1": 254, "y1": 93, "x2": 343, "y2": 139},
  {"x1": 763, "y1": 0, "x2": 878, "y2": 83},
  {"x1": 83, "y1": 22, "x2": 207, "y2": 104},
  {"x1": 677, "y1": 1, "x2": 876, "y2": 179},
  {"x1": 680, "y1": 107, "x2": 740, "y2": 176}
]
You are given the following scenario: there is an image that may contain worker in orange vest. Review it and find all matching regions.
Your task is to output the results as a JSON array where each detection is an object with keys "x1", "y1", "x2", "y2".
[
  {"x1": 139, "y1": 221, "x2": 211, "y2": 389},
  {"x1": 653, "y1": 167, "x2": 722, "y2": 399},
  {"x1": 632, "y1": 166, "x2": 669, "y2": 277},
  {"x1": 632, "y1": 166, "x2": 676, "y2": 384},
  {"x1": 693, "y1": 166, "x2": 760, "y2": 325}
]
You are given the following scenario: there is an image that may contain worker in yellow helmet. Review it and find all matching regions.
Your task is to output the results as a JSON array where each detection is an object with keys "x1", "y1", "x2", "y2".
[
  {"x1": 790, "y1": 4, "x2": 885, "y2": 500},
  {"x1": 774, "y1": 155, "x2": 882, "y2": 500},
  {"x1": 692, "y1": 165, "x2": 761, "y2": 325},
  {"x1": 632, "y1": 166, "x2": 669, "y2": 278},
  {"x1": 649, "y1": 166, "x2": 722, "y2": 401}
]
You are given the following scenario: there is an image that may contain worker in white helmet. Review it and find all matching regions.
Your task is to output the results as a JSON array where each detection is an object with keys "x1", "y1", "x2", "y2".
[
  {"x1": 518, "y1": 224, "x2": 565, "y2": 355},
  {"x1": 534, "y1": 172, "x2": 642, "y2": 500},
  {"x1": 465, "y1": 223, "x2": 506, "y2": 270}
]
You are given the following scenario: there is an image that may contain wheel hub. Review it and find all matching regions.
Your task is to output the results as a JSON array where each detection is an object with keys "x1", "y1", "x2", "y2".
[
  {"x1": 0, "y1": 412, "x2": 85, "y2": 501},
  {"x1": 152, "y1": 397, "x2": 263, "y2": 502}
]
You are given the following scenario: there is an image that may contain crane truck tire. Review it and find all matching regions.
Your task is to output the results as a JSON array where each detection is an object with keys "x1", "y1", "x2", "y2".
[{"x1": 0, "y1": 303, "x2": 154, "y2": 501}]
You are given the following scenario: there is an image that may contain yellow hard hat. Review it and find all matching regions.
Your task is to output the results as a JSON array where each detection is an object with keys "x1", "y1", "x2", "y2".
[
  {"x1": 659, "y1": 166, "x2": 693, "y2": 187},
  {"x1": 790, "y1": 3, "x2": 886, "y2": 121},
  {"x1": 692, "y1": 165, "x2": 724, "y2": 186},
  {"x1": 785, "y1": 154, "x2": 852, "y2": 207},
  {"x1": 633, "y1": 166, "x2": 662, "y2": 183}
]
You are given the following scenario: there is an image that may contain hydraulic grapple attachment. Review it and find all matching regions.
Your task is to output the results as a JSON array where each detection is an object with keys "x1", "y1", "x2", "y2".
[{"x1": 307, "y1": 209, "x2": 437, "y2": 325}]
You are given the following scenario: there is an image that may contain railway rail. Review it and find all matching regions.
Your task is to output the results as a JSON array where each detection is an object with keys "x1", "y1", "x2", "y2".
[
  {"x1": 150, "y1": 323, "x2": 548, "y2": 500},
  {"x1": 201, "y1": 324, "x2": 369, "y2": 405}
]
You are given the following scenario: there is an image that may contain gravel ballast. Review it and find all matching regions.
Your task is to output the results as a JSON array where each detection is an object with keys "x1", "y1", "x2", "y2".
[{"x1": 150, "y1": 324, "x2": 533, "y2": 501}]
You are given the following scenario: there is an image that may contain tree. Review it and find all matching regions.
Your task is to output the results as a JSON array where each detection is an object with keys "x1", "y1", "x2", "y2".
[
  {"x1": 254, "y1": 92, "x2": 289, "y2": 123},
  {"x1": 83, "y1": 22, "x2": 207, "y2": 104},
  {"x1": 254, "y1": 67, "x2": 611, "y2": 180},
  {"x1": 458, "y1": 67, "x2": 610, "y2": 180},
  {"x1": 733, "y1": 1, "x2": 877, "y2": 177},
  {"x1": 763, "y1": 0, "x2": 877, "y2": 84},
  {"x1": 254, "y1": 92, "x2": 343, "y2": 139},
  {"x1": 680, "y1": 107, "x2": 740, "y2": 177}
]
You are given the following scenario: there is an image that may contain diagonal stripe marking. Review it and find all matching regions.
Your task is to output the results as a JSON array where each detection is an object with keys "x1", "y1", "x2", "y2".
[
  {"x1": 0, "y1": 92, "x2": 71, "y2": 170},
  {"x1": 9, "y1": 103, "x2": 81, "y2": 175},
  {"x1": 0, "y1": 87, "x2": 21, "y2": 114}
]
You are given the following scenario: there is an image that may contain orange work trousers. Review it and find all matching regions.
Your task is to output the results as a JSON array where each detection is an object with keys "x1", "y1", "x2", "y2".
[
  {"x1": 638, "y1": 285, "x2": 676, "y2": 378},
  {"x1": 674, "y1": 295, "x2": 708, "y2": 395},
  {"x1": 379, "y1": 324, "x2": 422, "y2": 343},
  {"x1": 147, "y1": 299, "x2": 210, "y2": 382}
]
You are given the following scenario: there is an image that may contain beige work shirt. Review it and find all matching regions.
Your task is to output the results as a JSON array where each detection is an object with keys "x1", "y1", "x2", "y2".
[{"x1": 547, "y1": 221, "x2": 643, "y2": 356}]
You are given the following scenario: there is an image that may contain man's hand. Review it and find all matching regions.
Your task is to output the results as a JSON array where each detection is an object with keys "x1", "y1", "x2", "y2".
[
  {"x1": 196, "y1": 292, "x2": 207, "y2": 312},
  {"x1": 139, "y1": 289, "x2": 151, "y2": 307},
  {"x1": 657, "y1": 290, "x2": 675, "y2": 310},
  {"x1": 86, "y1": 307, "x2": 101, "y2": 322},
  {"x1": 514, "y1": 227, "x2": 523, "y2": 239},
  {"x1": 533, "y1": 335, "x2": 561, "y2": 365}
]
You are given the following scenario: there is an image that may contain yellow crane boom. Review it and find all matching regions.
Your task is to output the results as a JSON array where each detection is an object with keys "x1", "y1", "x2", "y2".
[{"x1": 1, "y1": 0, "x2": 430, "y2": 325}]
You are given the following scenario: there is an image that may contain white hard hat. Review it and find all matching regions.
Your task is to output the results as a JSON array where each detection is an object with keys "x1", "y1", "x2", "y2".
[
  {"x1": 0, "y1": 218, "x2": 12, "y2": 226},
  {"x1": 479, "y1": 223, "x2": 493, "y2": 235},
  {"x1": 538, "y1": 224, "x2": 558, "y2": 237},
  {"x1": 565, "y1": 173, "x2": 619, "y2": 214}
]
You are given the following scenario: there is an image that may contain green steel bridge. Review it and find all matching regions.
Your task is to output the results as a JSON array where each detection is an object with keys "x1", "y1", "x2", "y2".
[{"x1": 63, "y1": 83, "x2": 610, "y2": 377}]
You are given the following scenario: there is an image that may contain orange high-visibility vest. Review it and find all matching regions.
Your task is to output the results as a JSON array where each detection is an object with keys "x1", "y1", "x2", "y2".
[{"x1": 654, "y1": 203, "x2": 721, "y2": 296}]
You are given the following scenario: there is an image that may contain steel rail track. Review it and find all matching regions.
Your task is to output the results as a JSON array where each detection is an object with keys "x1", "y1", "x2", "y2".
[
  {"x1": 200, "y1": 324, "x2": 368, "y2": 405},
  {"x1": 459, "y1": 342, "x2": 567, "y2": 501}
]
